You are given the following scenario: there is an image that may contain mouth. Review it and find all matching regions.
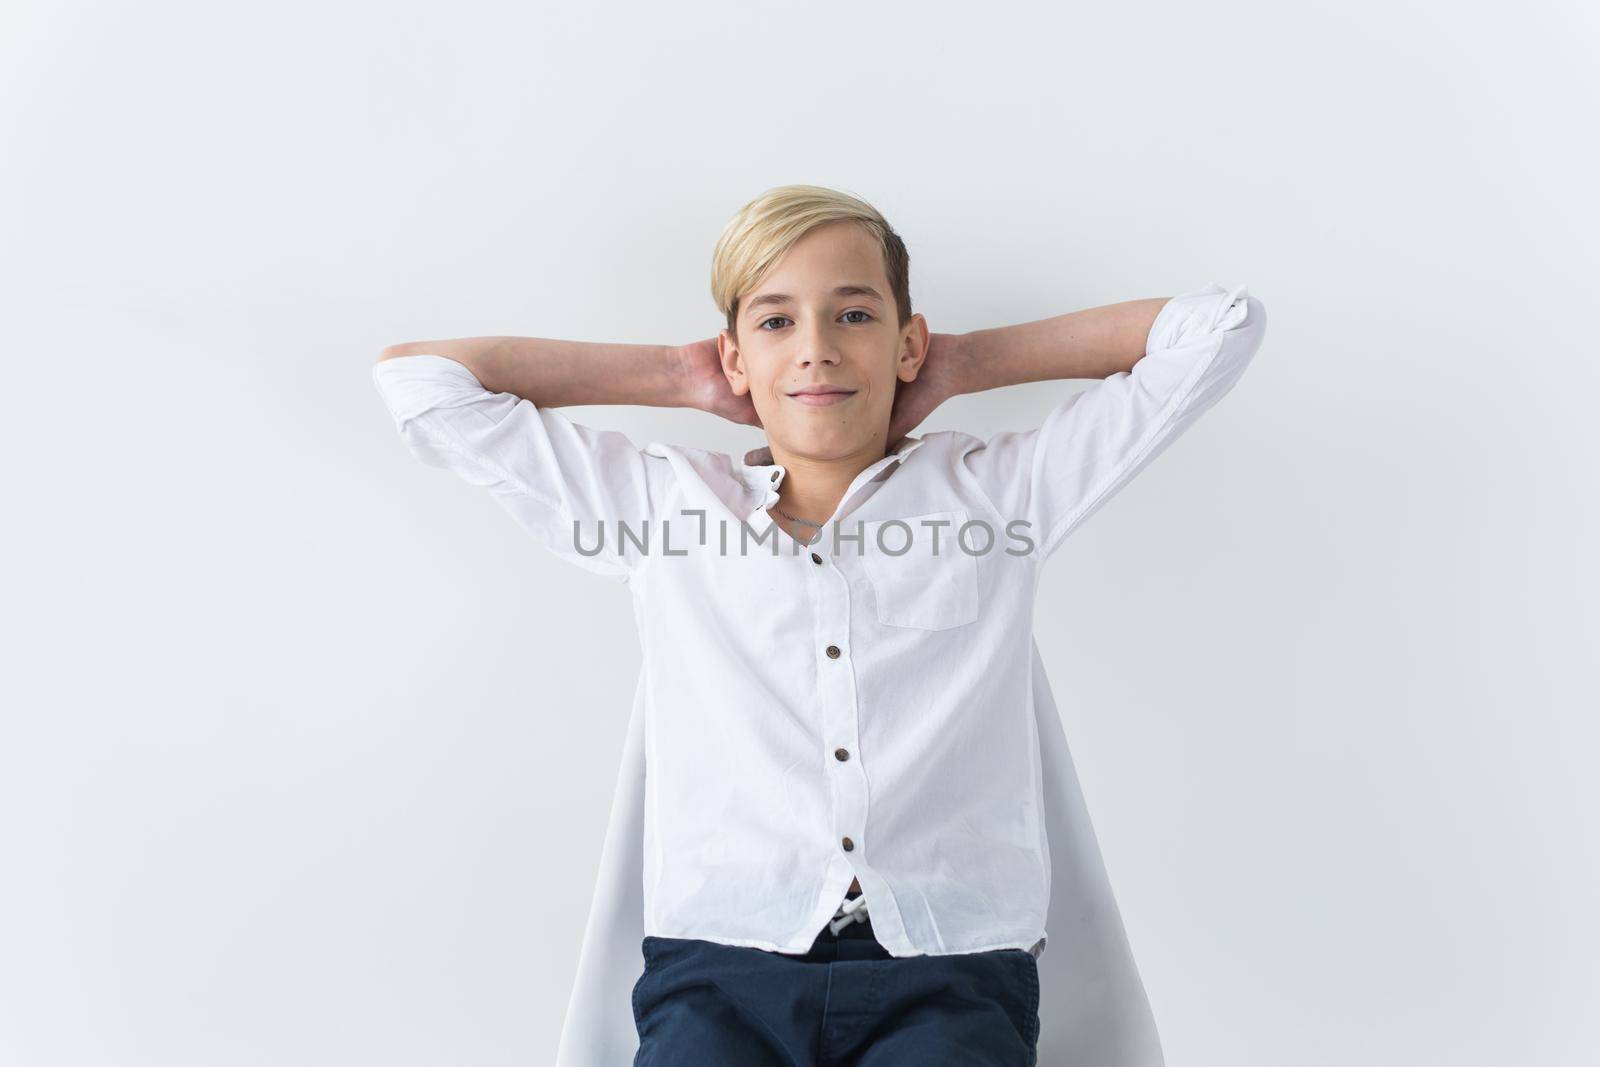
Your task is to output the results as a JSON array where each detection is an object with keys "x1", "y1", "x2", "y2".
[{"x1": 787, "y1": 387, "x2": 858, "y2": 407}]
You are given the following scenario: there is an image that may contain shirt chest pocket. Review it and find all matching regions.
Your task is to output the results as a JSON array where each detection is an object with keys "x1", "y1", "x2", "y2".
[{"x1": 859, "y1": 509, "x2": 980, "y2": 631}]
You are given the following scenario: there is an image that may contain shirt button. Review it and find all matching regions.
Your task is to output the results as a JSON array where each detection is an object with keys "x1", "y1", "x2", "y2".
[
  {"x1": 770, "y1": 470, "x2": 781, "y2": 482},
  {"x1": 841, "y1": 836, "x2": 855, "y2": 852},
  {"x1": 834, "y1": 747, "x2": 849, "y2": 761},
  {"x1": 825, "y1": 644, "x2": 841, "y2": 659},
  {"x1": 810, "y1": 552, "x2": 823, "y2": 565}
]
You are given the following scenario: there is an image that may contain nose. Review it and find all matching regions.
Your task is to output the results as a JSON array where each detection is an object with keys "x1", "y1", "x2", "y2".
[{"x1": 793, "y1": 318, "x2": 842, "y2": 369}]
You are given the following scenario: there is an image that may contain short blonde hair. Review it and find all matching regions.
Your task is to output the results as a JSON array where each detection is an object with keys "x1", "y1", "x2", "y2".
[{"x1": 711, "y1": 184, "x2": 912, "y2": 338}]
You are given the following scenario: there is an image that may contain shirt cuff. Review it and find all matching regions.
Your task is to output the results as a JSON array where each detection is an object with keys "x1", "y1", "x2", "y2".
[
  {"x1": 1145, "y1": 282, "x2": 1252, "y2": 355},
  {"x1": 371, "y1": 354, "x2": 490, "y2": 424}
]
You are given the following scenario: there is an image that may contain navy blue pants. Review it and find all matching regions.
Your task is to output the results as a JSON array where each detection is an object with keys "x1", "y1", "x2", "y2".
[{"x1": 631, "y1": 906, "x2": 1040, "y2": 1066}]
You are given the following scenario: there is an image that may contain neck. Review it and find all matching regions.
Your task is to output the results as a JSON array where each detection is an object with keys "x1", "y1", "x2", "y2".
[{"x1": 769, "y1": 440, "x2": 889, "y2": 525}]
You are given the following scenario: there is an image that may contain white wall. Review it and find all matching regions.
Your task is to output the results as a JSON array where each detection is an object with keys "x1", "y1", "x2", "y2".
[{"x1": 3, "y1": 1, "x2": 1595, "y2": 1063}]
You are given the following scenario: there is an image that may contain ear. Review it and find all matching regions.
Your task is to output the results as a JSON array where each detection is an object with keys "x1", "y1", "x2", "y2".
[
  {"x1": 897, "y1": 313, "x2": 931, "y2": 384},
  {"x1": 718, "y1": 328, "x2": 750, "y2": 397}
]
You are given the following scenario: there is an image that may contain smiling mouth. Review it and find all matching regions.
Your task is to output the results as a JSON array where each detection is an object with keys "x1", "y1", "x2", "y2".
[{"x1": 787, "y1": 389, "x2": 857, "y2": 406}]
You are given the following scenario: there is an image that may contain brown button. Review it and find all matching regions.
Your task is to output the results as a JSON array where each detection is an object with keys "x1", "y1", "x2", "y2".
[
  {"x1": 825, "y1": 644, "x2": 841, "y2": 659},
  {"x1": 810, "y1": 552, "x2": 823, "y2": 565},
  {"x1": 841, "y1": 836, "x2": 855, "y2": 852},
  {"x1": 834, "y1": 747, "x2": 849, "y2": 761},
  {"x1": 770, "y1": 470, "x2": 781, "y2": 482}
]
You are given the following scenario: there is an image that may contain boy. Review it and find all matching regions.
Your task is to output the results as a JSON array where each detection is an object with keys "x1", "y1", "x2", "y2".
[{"x1": 372, "y1": 184, "x2": 1267, "y2": 1065}]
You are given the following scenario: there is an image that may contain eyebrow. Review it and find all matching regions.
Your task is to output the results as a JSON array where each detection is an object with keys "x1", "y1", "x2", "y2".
[{"x1": 743, "y1": 285, "x2": 886, "y2": 317}]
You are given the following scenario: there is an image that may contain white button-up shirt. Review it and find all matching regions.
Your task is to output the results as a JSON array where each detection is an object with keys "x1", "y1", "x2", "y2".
[{"x1": 373, "y1": 282, "x2": 1265, "y2": 1041}]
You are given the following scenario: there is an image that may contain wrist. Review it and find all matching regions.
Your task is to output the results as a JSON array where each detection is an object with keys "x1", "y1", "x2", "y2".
[
  {"x1": 943, "y1": 331, "x2": 984, "y2": 397},
  {"x1": 663, "y1": 343, "x2": 704, "y2": 410}
]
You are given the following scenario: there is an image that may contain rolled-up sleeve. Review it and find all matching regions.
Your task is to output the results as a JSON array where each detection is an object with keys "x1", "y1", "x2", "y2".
[
  {"x1": 962, "y1": 283, "x2": 1268, "y2": 564},
  {"x1": 371, "y1": 354, "x2": 666, "y2": 582}
]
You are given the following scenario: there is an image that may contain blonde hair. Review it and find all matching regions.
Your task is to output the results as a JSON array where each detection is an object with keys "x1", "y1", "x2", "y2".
[{"x1": 711, "y1": 184, "x2": 912, "y2": 338}]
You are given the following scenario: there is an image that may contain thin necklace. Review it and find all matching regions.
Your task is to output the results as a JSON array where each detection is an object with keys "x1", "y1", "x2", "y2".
[{"x1": 775, "y1": 505, "x2": 824, "y2": 545}]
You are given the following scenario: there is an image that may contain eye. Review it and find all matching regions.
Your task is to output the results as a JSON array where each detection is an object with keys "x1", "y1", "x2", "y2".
[{"x1": 757, "y1": 310, "x2": 874, "y2": 331}]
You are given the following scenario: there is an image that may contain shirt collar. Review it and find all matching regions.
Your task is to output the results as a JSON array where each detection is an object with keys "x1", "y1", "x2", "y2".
[
  {"x1": 741, "y1": 435, "x2": 926, "y2": 470},
  {"x1": 742, "y1": 435, "x2": 927, "y2": 518}
]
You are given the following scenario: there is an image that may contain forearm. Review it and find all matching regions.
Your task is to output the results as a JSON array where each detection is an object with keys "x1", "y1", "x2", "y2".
[
  {"x1": 376, "y1": 336, "x2": 689, "y2": 409},
  {"x1": 950, "y1": 297, "x2": 1170, "y2": 395}
]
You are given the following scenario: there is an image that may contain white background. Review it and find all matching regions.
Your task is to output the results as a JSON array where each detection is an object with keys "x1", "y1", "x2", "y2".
[{"x1": 3, "y1": 1, "x2": 1597, "y2": 1064}]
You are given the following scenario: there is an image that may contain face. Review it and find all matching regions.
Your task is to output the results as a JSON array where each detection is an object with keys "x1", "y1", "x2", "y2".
[{"x1": 719, "y1": 220, "x2": 928, "y2": 463}]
